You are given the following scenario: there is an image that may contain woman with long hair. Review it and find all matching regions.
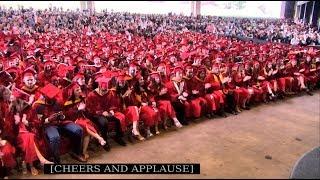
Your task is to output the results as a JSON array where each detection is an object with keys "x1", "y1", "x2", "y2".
[
  {"x1": 116, "y1": 73, "x2": 146, "y2": 141},
  {"x1": 230, "y1": 63, "x2": 251, "y2": 112},
  {"x1": 0, "y1": 85, "x2": 16, "y2": 179},
  {"x1": 147, "y1": 71, "x2": 183, "y2": 130},
  {"x1": 9, "y1": 88, "x2": 53, "y2": 176},
  {"x1": 63, "y1": 83, "x2": 106, "y2": 160},
  {"x1": 135, "y1": 73, "x2": 161, "y2": 137}
]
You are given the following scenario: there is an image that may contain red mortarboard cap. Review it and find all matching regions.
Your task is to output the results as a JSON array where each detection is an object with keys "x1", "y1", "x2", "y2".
[
  {"x1": 172, "y1": 66, "x2": 183, "y2": 74},
  {"x1": 181, "y1": 38, "x2": 188, "y2": 45},
  {"x1": 56, "y1": 63, "x2": 75, "y2": 78},
  {"x1": 253, "y1": 61, "x2": 260, "y2": 65},
  {"x1": 185, "y1": 65, "x2": 193, "y2": 71},
  {"x1": 22, "y1": 67, "x2": 36, "y2": 77},
  {"x1": 197, "y1": 65, "x2": 206, "y2": 72},
  {"x1": 43, "y1": 54, "x2": 52, "y2": 61},
  {"x1": 110, "y1": 70, "x2": 120, "y2": 77},
  {"x1": 95, "y1": 76, "x2": 111, "y2": 89},
  {"x1": 39, "y1": 83, "x2": 61, "y2": 99},
  {"x1": 129, "y1": 62, "x2": 138, "y2": 69},
  {"x1": 232, "y1": 64, "x2": 239, "y2": 71},
  {"x1": 94, "y1": 71, "x2": 103, "y2": 80},
  {"x1": 146, "y1": 55, "x2": 153, "y2": 62},
  {"x1": 158, "y1": 61, "x2": 166, "y2": 67},
  {"x1": 77, "y1": 60, "x2": 87, "y2": 66},
  {"x1": 136, "y1": 73, "x2": 142, "y2": 79},
  {"x1": 75, "y1": 55, "x2": 84, "y2": 62},
  {"x1": 51, "y1": 75, "x2": 60, "y2": 81},
  {"x1": 65, "y1": 82, "x2": 81, "y2": 98},
  {"x1": 48, "y1": 49, "x2": 55, "y2": 55},
  {"x1": 72, "y1": 73, "x2": 85, "y2": 82},
  {"x1": 5, "y1": 66, "x2": 19, "y2": 74},
  {"x1": 95, "y1": 76, "x2": 111, "y2": 84},
  {"x1": 44, "y1": 60, "x2": 55, "y2": 66},
  {"x1": 102, "y1": 71, "x2": 113, "y2": 78},
  {"x1": 116, "y1": 73, "x2": 127, "y2": 81},
  {"x1": 288, "y1": 54, "x2": 296, "y2": 60},
  {"x1": 212, "y1": 63, "x2": 220, "y2": 68},
  {"x1": 150, "y1": 71, "x2": 160, "y2": 78}
]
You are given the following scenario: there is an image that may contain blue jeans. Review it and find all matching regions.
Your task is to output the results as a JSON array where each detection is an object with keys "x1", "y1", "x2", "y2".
[{"x1": 45, "y1": 123, "x2": 83, "y2": 163}]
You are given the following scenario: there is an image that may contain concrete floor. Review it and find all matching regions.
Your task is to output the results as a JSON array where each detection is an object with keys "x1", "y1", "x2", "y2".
[{"x1": 15, "y1": 91, "x2": 320, "y2": 179}]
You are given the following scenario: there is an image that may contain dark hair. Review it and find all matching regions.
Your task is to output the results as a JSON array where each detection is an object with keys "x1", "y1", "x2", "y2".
[
  {"x1": 9, "y1": 98, "x2": 29, "y2": 114},
  {"x1": 0, "y1": 85, "x2": 10, "y2": 101}
]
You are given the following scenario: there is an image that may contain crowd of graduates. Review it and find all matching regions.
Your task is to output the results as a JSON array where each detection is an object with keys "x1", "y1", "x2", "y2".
[{"x1": 0, "y1": 7, "x2": 320, "y2": 179}]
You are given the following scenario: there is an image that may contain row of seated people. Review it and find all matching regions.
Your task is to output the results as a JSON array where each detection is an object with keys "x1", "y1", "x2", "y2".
[
  {"x1": 0, "y1": 29, "x2": 320, "y2": 178},
  {"x1": 1, "y1": 52, "x2": 319, "y2": 177}
]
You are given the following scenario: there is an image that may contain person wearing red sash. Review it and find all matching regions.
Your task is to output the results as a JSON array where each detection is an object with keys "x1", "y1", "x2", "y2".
[
  {"x1": 205, "y1": 63, "x2": 228, "y2": 116},
  {"x1": 20, "y1": 68, "x2": 41, "y2": 100},
  {"x1": 166, "y1": 66, "x2": 188, "y2": 126},
  {"x1": 103, "y1": 74, "x2": 128, "y2": 139}
]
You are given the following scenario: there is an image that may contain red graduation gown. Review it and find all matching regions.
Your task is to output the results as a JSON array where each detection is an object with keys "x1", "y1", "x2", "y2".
[
  {"x1": 15, "y1": 106, "x2": 39, "y2": 164},
  {"x1": 166, "y1": 79, "x2": 192, "y2": 118},
  {"x1": 184, "y1": 76, "x2": 208, "y2": 118},
  {"x1": 147, "y1": 82, "x2": 176, "y2": 121},
  {"x1": 0, "y1": 141, "x2": 16, "y2": 169},
  {"x1": 105, "y1": 89, "x2": 127, "y2": 132},
  {"x1": 137, "y1": 91, "x2": 160, "y2": 127},
  {"x1": 21, "y1": 85, "x2": 41, "y2": 101},
  {"x1": 63, "y1": 98, "x2": 98, "y2": 136},
  {"x1": 204, "y1": 73, "x2": 225, "y2": 110},
  {"x1": 0, "y1": 101, "x2": 15, "y2": 144}
]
